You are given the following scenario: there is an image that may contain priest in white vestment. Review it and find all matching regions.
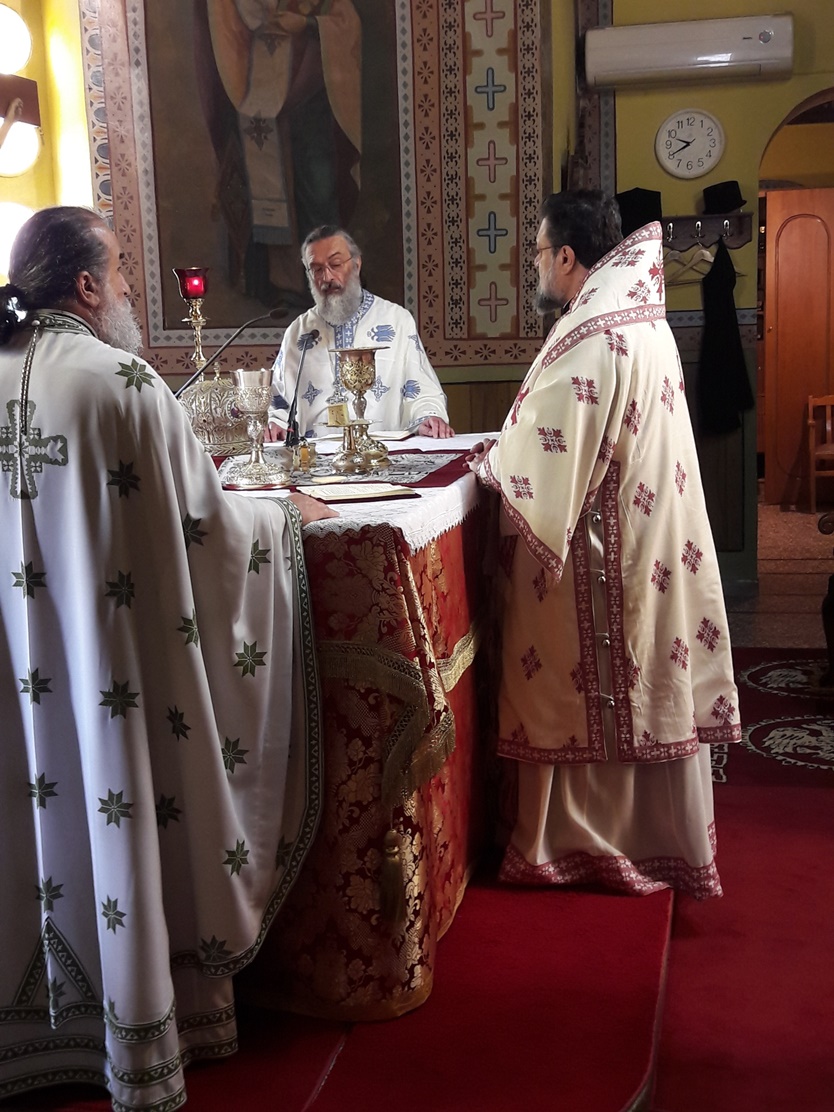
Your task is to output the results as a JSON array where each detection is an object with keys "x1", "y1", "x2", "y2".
[
  {"x1": 468, "y1": 191, "x2": 741, "y2": 899},
  {"x1": 0, "y1": 207, "x2": 333, "y2": 1109},
  {"x1": 267, "y1": 226, "x2": 453, "y2": 440}
]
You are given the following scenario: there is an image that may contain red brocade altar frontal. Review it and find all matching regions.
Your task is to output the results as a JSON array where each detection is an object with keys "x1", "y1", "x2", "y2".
[{"x1": 237, "y1": 454, "x2": 496, "y2": 1019}]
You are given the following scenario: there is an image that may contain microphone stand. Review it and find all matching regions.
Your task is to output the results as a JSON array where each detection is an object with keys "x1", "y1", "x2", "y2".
[
  {"x1": 174, "y1": 308, "x2": 283, "y2": 399},
  {"x1": 284, "y1": 329, "x2": 320, "y2": 447}
]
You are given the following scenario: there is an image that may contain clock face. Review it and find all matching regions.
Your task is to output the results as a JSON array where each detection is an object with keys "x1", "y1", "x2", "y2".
[{"x1": 655, "y1": 109, "x2": 725, "y2": 179}]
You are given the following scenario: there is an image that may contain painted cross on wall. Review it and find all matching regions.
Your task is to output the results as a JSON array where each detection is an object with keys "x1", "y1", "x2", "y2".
[{"x1": 407, "y1": 0, "x2": 551, "y2": 367}]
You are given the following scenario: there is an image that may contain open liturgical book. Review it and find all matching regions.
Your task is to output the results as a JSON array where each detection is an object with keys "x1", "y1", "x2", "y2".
[{"x1": 307, "y1": 481, "x2": 419, "y2": 503}]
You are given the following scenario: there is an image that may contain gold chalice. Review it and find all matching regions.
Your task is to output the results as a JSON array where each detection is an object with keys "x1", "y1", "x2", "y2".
[
  {"x1": 331, "y1": 347, "x2": 389, "y2": 473},
  {"x1": 339, "y1": 348, "x2": 376, "y2": 419},
  {"x1": 218, "y1": 368, "x2": 289, "y2": 488}
]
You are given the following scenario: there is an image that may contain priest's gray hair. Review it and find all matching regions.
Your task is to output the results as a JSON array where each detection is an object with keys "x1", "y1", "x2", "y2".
[
  {"x1": 9, "y1": 206, "x2": 109, "y2": 311},
  {"x1": 300, "y1": 224, "x2": 361, "y2": 265}
]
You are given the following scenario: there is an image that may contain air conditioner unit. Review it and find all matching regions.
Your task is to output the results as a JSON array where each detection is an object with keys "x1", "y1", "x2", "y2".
[{"x1": 584, "y1": 14, "x2": 794, "y2": 89}]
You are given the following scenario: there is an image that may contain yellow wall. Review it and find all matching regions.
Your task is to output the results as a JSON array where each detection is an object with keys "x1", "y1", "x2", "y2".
[
  {"x1": 612, "y1": 0, "x2": 834, "y2": 310},
  {"x1": 42, "y1": 0, "x2": 93, "y2": 207},
  {"x1": 761, "y1": 122, "x2": 834, "y2": 188},
  {"x1": 550, "y1": 0, "x2": 576, "y2": 188}
]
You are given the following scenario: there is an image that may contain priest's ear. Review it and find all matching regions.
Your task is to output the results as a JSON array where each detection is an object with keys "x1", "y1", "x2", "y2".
[
  {"x1": 557, "y1": 244, "x2": 579, "y2": 272},
  {"x1": 74, "y1": 268, "x2": 103, "y2": 311}
]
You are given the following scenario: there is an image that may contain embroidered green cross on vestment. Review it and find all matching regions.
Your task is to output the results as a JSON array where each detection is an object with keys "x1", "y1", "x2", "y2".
[{"x1": 0, "y1": 399, "x2": 68, "y2": 499}]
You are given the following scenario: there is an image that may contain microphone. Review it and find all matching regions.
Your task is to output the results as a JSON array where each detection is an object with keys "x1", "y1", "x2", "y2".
[
  {"x1": 284, "y1": 328, "x2": 320, "y2": 448},
  {"x1": 174, "y1": 307, "x2": 284, "y2": 398}
]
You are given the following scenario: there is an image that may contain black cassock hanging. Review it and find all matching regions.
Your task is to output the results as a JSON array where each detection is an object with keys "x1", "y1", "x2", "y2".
[{"x1": 697, "y1": 237, "x2": 755, "y2": 435}]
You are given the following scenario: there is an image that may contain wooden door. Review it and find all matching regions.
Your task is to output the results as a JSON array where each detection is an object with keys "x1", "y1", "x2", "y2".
[{"x1": 764, "y1": 188, "x2": 834, "y2": 505}]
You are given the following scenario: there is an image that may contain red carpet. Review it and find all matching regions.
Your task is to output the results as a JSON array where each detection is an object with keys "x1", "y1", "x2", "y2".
[
  {"x1": 313, "y1": 878, "x2": 673, "y2": 1112},
  {"x1": 651, "y1": 648, "x2": 834, "y2": 1112}
]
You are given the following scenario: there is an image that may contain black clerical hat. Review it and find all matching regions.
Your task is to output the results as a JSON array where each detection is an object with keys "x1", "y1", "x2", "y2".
[
  {"x1": 615, "y1": 187, "x2": 663, "y2": 236},
  {"x1": 702, "y1": 180, "x2": 746, "y2": 214}
]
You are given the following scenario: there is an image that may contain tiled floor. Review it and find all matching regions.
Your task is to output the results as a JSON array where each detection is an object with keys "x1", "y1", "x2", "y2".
[{"x1": 726, "y1": 502, "x2": 833, "y2": 649}]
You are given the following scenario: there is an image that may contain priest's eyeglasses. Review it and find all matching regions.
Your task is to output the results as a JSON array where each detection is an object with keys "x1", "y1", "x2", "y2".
[
  {"x1": 307, "y1": 257, "x2": 352, "y2": 281},
  {"x1": 534, "y1": 245, "x2": 558, "y2": 264}
]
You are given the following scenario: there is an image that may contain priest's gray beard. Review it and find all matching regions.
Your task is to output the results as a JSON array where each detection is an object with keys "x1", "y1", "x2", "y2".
[
  {"x1": 95, "y1": 288, "x2": 143, "y2": 355},
  {"x1": 311, "y1": 269, "x2": 363, "y2": 327}
]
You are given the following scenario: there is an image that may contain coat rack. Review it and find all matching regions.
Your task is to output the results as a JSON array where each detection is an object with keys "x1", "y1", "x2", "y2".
[{"x1": 662, "y1": 213, "x2": 752, "y2": 251}]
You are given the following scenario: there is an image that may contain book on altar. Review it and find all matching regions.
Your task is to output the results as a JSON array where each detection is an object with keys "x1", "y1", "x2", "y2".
[
  {"x1": 307, "y1": 481, "x2": 419, "y2": 502},
  {"x1": 372, "y1": 429, "x2": 413, "y2": 441}
]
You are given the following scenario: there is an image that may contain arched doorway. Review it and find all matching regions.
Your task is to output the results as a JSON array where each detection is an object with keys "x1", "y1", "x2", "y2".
[{"x1": 759, "y1": 89, "x2": 834, "y2": 509}]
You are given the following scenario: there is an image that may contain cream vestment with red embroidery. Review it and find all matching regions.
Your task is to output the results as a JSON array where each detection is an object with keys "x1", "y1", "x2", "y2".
[{"x1": 480, "y1": 223, "x2": 741, "y2": 767}]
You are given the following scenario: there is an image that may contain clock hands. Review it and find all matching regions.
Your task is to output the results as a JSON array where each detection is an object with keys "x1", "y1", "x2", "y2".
[{"x1": 671, "y1": 139, "x2": 694, "y2": 156}]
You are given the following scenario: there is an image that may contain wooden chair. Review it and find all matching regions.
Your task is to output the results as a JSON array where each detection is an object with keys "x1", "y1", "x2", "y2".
[{"x1": 807, "y1": 394, "x2": 834, "y2": 513}]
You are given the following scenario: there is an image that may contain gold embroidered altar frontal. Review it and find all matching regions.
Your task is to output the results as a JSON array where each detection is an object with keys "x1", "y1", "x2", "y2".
[{"x1": 239, "y1": 482, "x2": 491, "y2": 1020}]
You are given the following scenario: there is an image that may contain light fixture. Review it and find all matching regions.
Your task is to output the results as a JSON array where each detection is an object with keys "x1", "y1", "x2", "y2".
[
  {"x1": 0, "y1": 200, "x2": 34, "y2": 281},
  {"x1": 0, "y1": 6, "x2": 32, "y2": 75}
]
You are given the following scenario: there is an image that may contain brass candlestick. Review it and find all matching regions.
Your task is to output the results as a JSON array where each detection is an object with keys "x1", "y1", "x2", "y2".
[
  {"x1": 173, "y1": 267, "x2": 249, "y2": 457},
  {"x1": 173, "y1": 267, "x2": 209, "y2": 369}
]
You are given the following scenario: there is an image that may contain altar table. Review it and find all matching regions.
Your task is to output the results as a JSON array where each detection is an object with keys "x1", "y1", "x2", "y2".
[{"x1": 238, "y1": 452, "x2": 495, "y2": 1020}]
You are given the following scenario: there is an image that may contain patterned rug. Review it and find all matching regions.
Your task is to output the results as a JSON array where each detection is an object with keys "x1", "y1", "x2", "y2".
[{"x1": 732, "y1": 647, "x2": 834, "y2": 780}]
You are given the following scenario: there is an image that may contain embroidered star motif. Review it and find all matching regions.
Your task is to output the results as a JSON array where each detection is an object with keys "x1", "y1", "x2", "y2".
[
  {"x1": 116, "y1": 358, "x2": 155, "y2": 392},
  {"x1": 178, "y1": 610, "x2": 200, "y2": 646},
  {"x1": 99, "y1": 679, "x2": 140, "y2": 718},
  {"x1": 182, "y1": 514, "x2": 207, "y2": 549},
  {"x1": 20, "y1": 668, "x2": 52, "y2": 704},
  {"x1": 37, "y1": 876, "x2": 64, "y2": 912},
  {"x1": 12, "y1": 561, "x2": 46, "y2": 598},
  {"x1": 107, "y1": 460, "x2": 141, "y2": 498},
  {"x1": 200, "y1": 935, "x2": 232, "y2": 962},
  {"x1": 221, "y1": 736, "x2": 249, "y2": 773},
  {"x1": 105, "y1": 570, "x2": 135, "y2": 608},
  {"x1": 233, "y1": 640, "x2": 267, "y2": 677},
  {"x1": 249, "y1": 540, "x2": 271, "y2": 574},
  {"x1": 28, "y1": 772, "x2": 58, "y2": 808},
  {"x1": 101, "y1": 896, "x2": 127, "y2": 933},
  {"x1": 223, "y1": 839, "x2": 250, "y2": 876},
  {"x1": 167, "y1": 706, "x2": 191, "y2": 740},
  {"x1": 156, "y1": 794, "x2": 182, "y2": 828},
  {"x1": 98, "y1": 789, "x2": 133, "y2": 827}
]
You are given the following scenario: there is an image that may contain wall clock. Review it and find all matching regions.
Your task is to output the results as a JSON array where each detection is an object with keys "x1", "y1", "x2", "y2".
[{"x1": 654, "y1": 109, "x2": 725, "y2": 179}]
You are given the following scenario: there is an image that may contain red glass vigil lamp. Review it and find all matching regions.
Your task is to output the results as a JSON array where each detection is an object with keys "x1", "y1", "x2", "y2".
[{"x1": 173, "y1": 267, "x2": 209, "y2": 369}]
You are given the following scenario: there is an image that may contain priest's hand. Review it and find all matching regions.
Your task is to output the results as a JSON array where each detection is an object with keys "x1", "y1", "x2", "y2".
[
  {"x1": 417, "y1": 416, "x2": 455, "y2": 438},
  {"x1": 288, "y1": 491, "x2": 338, "y2": 524},
  {"x1": 264, "y1": 421, "x2": 285, "y2": 443},
  {"x1": 465, "y1": 437, "x2": 496, "y2": 473}
]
